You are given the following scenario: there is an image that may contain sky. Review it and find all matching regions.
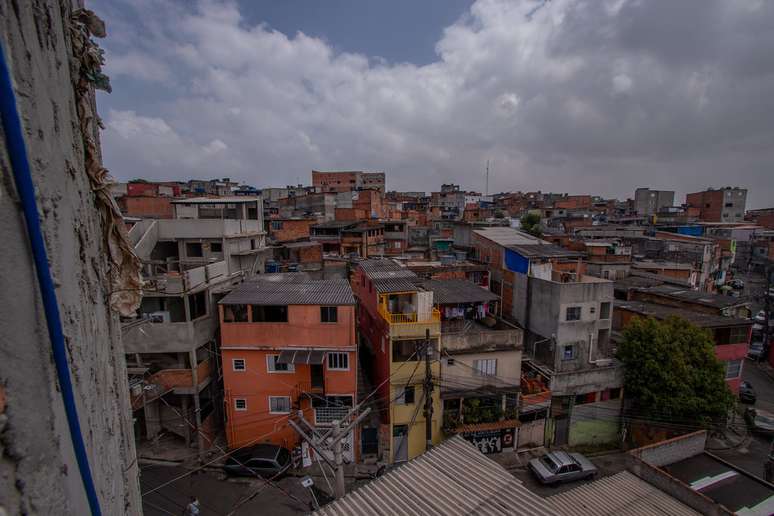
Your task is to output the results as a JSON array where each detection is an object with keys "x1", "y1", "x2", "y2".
[{"x1": 90, "y1": 0, "x2": 774, "y2": 208}]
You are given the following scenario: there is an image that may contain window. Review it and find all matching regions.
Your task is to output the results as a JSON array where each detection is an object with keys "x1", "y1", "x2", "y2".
[
  {"x1": 473, "y1": 359, "x2": 497, "y2": 376},
  {"x1": 209, "y1": 242, "x2": 222, "y2": 254},
  {"x1": 232, "y1": 358, "x2": 246, "y2": 371},
  {"x1": 251, "y1": 305, "x2": 288, "y2": 322},
  {"x1": 600, "y1": 302, "x2": 611, "y2": 320},
  {"x1": 566, "y1": 306, "x2": 581, "y2": 321},
  {"x1": 234, "y1": 398, "x2": 247, "y2": 411},
  {"x1": 321, "y1": 306, "x2": 338, "y2": 323},
  {"x1": 563, "y1": 345, "x2": 575, "y2": 360},
  {"x1": 725, "y1": 359, "x2": 742, "y2": 379},
  {"x1": 271, "y1": 221, "x2": 284, "y2": 230},
  {"x1": 186, "y1": 242, "x2": 203, "y2": 257},
  {"x1": 269, "y1": 396, "x2": 291, "y2": 414},
  {"x1": 392, "y1": 339, "x2": 421, "y2": 362},
  {"x1": 267, "y1": 355, "x2": 295, "y2": 373},
  {"x1": 328, "y1": 352, "x2": 349, "y2": 370},
  {"x1": 223, "y1": 304, "x2": 248, "y2": 322},
  {"x1": 602, "y1": 270, "x2": 610, "y2": 279},
  {"x1": 395, "y1": 385, "x2": 415, "y2": 405}
]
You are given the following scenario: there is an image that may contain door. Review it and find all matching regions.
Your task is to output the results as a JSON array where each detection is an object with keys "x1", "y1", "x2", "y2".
[
  {"x1": 361, "y1": 427, "x2": 379, "y2": 455},
  {"x1": 310, "y1": 364, "x2": 324, "y2": 391},
  {"x1": 393, "y1": 425, "x2": 409, "y2": 463},
  {"x1": 554, "y1": 417, "x2": 569, "y2": 446}
]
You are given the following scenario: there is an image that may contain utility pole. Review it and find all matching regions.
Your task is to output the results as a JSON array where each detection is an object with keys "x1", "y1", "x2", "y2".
[
  {"x1": 332, "y1": 420, "x2": 345, "y2": 499},
  {"x1": 289, "y1": 407, "x2": 371, "y2": 499},
  {"x1": 485, "y1": 160, "x2": 490, "y2": 197},
  {"x1": 764, "y1": 261, "x2": 771, "y2": 361},
  {"x1": 424, "y1": 328, "x2": 434, "y2": 451}
]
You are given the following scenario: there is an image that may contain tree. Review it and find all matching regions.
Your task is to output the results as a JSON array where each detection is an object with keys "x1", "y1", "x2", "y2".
[
  {"x1": 520, "y1": 213, "x2": 542, "y2": 237},
  {"x1": 617, "y1": 316, "x2": 733, "y2": 426}
]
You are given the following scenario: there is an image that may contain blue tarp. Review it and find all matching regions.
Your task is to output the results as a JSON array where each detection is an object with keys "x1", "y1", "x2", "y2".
[
  {"x1": 676, "y1": 225, "x2": 704, "y2": 236},
  {"x1": 504, "y1": 248, "x2": 529, "y2": 274}
]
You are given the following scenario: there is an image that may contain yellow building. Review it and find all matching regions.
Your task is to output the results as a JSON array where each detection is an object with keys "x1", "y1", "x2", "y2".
[{"x1": 354, "y1": 259, "x2": 444, "y2": 463}]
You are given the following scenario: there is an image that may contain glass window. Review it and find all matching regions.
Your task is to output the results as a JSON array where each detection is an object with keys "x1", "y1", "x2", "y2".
[
  {"x1": 223, "y1": 304, "x2": 248, "y2": 322},
  {"x1": 186, "y1": 242, "x2": 203, "y2": 257},
  {"x1": 321, "y1": 306, "x2": 338, "y2": 323},
  {"x1": 271, "y1": 221, "x2": 284, "y2": 230},
  {"x1": 234, "y1": 398, "x2": 247, "y2": 411},
  {"x1": 563, "y1": 345, "x2": 575, "y2": 360},
  {"x1": 566, "y1": 306, "x2": 581, "y2": 321},
  {"x1": 600, "y1": 302, "x2": 611, "y2": 319},
  {"x1": 269, "y1": 396, "x2": 291, "y2": 414},
  {"x1": 210, "y1": 242, "x2": 223, "y2": 253},
  {"x1": 473, "y1": 359, "x2": 497, "y2": 376},
  {"x1": 232, "y1": 358, "x2": 246, "y2": 371},
  {"x1": 267, "y1": 355, "x2": 295, "y2": 373},
  {"x1": 251, "y1": 305, "x2": 288, "y2": 322},
  {"x1": 327, "y1": 352, "x2": 349, "y2": 370},
  {"x1": 395, "y1": 385, "x2": 416, "y2": 405},
  {"x1": 725, "y1": 359, "x2": 742, "y2": 379}
]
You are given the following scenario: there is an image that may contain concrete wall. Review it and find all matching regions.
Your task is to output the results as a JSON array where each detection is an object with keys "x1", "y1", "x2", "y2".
[
  {"x1": 630, "y1": 430, "x2": 707, "y2": 467},
  {"x1": 0, "y1": 1, "x2": 141, "y2": 513},
  {"x1": 550, "y1": 364, "x2": 623, "y2": 396},
  {"x1": 440, "y1": 349, "x2": 523, "y2": 390}
]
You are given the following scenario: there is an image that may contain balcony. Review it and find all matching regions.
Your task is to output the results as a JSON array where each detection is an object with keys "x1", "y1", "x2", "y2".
[
  {"x1": 130, "y1": 359, "x2": 211, "y2": 409},
  {"x1": 378, "y1": 304, "x2": 441, "y2": 339},
  {"x1": 122, "y1": 315, "x2": 216, "y2": 353}
]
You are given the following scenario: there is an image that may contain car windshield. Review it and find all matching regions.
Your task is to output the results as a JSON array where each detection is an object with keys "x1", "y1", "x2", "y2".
[
  {"x1": 756, "y1": 415, "x2": 774, "y2": 427},
  {"x1": 541, "y1": 455, "x2": 560, "y2": 472}
]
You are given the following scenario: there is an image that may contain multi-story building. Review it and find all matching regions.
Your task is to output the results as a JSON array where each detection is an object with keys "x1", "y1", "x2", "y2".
[
  {"x1": 341, "y1": 224, "x2": 385, "y2": 258},
  {"x1": 614, "y1": 300, "x2": 751, "y2": 393},
  {"x1": 431, "y1": 184, "x2": 466, "y2": 220},
  {"x1": 634, "y1": 188, "x2": 675, "y2": 216},
  {"x1": 471, "y1": 227, "x2": 623, "y2": 448},
  {"x1": 122, "y1": 215, "x2": 266, "y2": 459},
  {"x1": 353, "y1": 260, "x2": 443, "y2": 462},
  {"x1": 312, "y1": 170, "x2": 385, "y2": 193},
  {"x1": 686, "y1": 187, "x2": 748, "y2": 222},
  {"x1": 219, "y1": 275, "x2": 359, "y2": 458},
  {"x1": 268, "y1": 217, "x2": 316, "y2": 243},
  {"x1": 383, "y1": 220, "x2": 409, "y2": 255},
  {"x1": 172, "y1": 196, "x2": 262, "y2": 221},
  {"x1": 583, "y1": 240, "x2": 632, "y2": 281}
]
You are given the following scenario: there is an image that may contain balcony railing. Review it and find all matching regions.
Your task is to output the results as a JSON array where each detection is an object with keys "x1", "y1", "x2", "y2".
[
  {"x1": 378, "y1": 304, "x2": 441, "y2": 325},
  {"x1": 314, "y1": 406, "x2": 351, "y2": 426}
]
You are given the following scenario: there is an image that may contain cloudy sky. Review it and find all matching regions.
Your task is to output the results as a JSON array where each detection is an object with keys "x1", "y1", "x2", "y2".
[{"x1": 91, "y1": 0, "x2": 774, "y2": 208}]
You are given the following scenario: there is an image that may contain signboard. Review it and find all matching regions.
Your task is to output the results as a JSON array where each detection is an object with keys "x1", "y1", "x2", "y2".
[
  {"x1": 463, "y1": 427, "x2": 517, "y2": 455},
  {"x1": 301, "y1": 441, "x2": 312, "y2": 468}
]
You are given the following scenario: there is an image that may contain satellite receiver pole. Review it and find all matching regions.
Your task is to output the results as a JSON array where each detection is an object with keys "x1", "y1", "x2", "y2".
[{"x1": 485, "y1": 160, "x2": 490, "y2": 196}]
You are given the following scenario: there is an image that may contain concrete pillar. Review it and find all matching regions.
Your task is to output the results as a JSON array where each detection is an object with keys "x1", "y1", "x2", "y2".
[
  {"x1": 144, "y1": 399, "x2": 162, "y2": 438},
  {"x1": 190, "y1": 349, "x2": 205, "y2": 463}
]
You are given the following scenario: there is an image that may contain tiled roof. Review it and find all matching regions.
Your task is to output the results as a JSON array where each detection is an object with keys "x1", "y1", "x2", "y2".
[
  {"x1": 418, "y1": 279, "x2": 498, "y2": 305},
  {"x1": 548, "y1": 471, "x2": 700, "y2": 516},
  {"x1": 314, "y1": 436, "x2": 556, "y2": 516},
  {"x1": 219, "y1": 277, "x2": 355, "y2": 305}
]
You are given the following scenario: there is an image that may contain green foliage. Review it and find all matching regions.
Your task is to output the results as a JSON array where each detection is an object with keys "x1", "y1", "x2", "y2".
[
  {"x1": 462, "y1": 397, "x2": 502, "y2": 424},
  {"x1": 520, "y1": 213, "x2": 543, "y2": 237},
  {"x1": 618, "y1": 316, "x2": 733, "y2": 426}
]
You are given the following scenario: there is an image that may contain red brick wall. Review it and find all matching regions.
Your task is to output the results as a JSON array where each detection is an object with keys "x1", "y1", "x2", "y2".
[
  {"x1": 335, "y1": 208, "x2": 367, "y2": 221},
  {"x1": 270, "y1": 219, "x2": 314, "y2": 242},
  {"x1": 298, "y1": 243, "x2": 322, "y2": 263},
  {"x1": 119, "y1": 196, "x2": 173, "y2": 218}
]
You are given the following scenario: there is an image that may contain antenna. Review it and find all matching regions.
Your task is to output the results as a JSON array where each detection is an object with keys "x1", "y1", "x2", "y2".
[{"x1": 485, "y1": 160, "x2": 489, "y2": 197}]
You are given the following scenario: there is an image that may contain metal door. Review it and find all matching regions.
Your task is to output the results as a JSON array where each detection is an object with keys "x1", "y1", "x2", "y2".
[{"x1": 393, "y1": 425, "x2": 409, "y2": 462}]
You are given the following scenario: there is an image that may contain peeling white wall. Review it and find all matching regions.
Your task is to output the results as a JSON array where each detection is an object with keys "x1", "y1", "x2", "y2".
[{"x1": 0, "y1": 1, "x2": 141, "y2": 514}]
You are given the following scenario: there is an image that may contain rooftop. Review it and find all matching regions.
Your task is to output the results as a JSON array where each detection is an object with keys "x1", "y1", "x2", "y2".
[
  {"x1": 358, "y1": 258, "x2": 421, "y2": 293},
  {"x1": 311, "y1": 221, "x2": 358, "y2": 229},
  {"x1": 419, "y1": 279, "x2": 498, "y2": 305},
  {"x1": 473, "y1": 226, "x2": 546, "y2": 246},
  {"x1": 632, "y1": 260, "x2": 694, "y2": 271},
  {"x1": 615, "y1": 300, "x2": 752, "y2": 329},
  {"x1": 507, "y1": 243, "x2": 584, "y2": 259},
  {"x1": 633, "y1": 285, "x2": 749, "y2": 310},
  {"x1": 219, "y1": 276, "x2": 354, "y2": 305},
  {"x1": 548, "y1": 471, "x2": 700, "y2": 516},
  {"x1": 313, "y1": 435, "x2": 555, "y2": 516},
  {"x1": 662, "y1": 453, "x2": 774, "y2": 515},
  {"x1": 171, "y1": 196, "x2": 260, "y2": 204}
]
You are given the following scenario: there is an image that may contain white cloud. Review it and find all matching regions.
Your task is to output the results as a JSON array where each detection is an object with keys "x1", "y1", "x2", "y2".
[{"x1": 95, "y1": 0, "x2": 774, "y2": 207}]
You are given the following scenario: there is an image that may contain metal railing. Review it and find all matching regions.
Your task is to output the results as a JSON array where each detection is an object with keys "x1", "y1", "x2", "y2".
[
  {"x1": 314, "y1": 406, "x2": 351, "y2": 425},
  {"x1": 377, "y1": 304, "x2": 441, "y2": 325}
]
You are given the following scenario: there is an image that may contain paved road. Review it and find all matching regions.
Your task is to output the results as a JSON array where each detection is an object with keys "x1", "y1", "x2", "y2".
[
  {"x1": 140, "y1": 465, "x2": 311, "y2": 516},
  {"x1": 713, "y1": 358, "x2": 774, "y2": 479}
]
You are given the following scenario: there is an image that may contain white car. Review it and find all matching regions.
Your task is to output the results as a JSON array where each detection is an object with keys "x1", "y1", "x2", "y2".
[{"x1": 755, "y1": 311, "x2": 767, "y2": 324}]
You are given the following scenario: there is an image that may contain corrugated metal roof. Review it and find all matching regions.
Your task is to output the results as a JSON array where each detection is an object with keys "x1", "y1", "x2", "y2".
[
  {"x1": 615, "y1": 300, "x2": 751, "y2": 329},
  {"x1": 359, "y1": 259, "x2": 422, "y2": 293},
  {"x1": 548, "y1": 471, "x2": 700, "y2": 515},
  {"x1": 219, "y1": 278, "x2": 355, "y2": 305},
  {"x1": 473, "y1": 227, "x2": 546, "y2": 246},
  {"x1": 507, "y1": 244, "x2": 583, "y2": 259},
  {"x1": 418, "y1": 279, "x2": 499, "y2": 305},
  {"x1": 314, "y1": 436, "x2": 556, "y2": 516}
]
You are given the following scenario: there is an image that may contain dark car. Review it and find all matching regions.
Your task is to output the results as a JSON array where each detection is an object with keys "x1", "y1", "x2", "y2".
[
  {"x1": 739, "y1": 381, "x2": 756, "y2": 404},
  {"x1": 728, "y1": 279, "x2": 745, "y2": 290},
  {"x1": 748, "y1": 341, "x2": 765, "y2": 362},
  {"x1": 528, "y1": 451, "x2": 597, "y2": 485},
  {"x1": 223, "y1": 444, "x2": 292, "y2": 478}
]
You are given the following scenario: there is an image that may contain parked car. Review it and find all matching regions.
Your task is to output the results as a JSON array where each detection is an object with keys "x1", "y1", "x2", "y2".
[
  {"x1": 223, "y1": 444, "x2": 292, "y2": 478},
  {"x1": 528, "y1": 451, "x2": 597, "y2": 485},
  {"x1": 755, "y1": 310, "x2": 767, "y2": 324},
  {"x1": 746, "y1": 408, "x2": 774, "y2": 435},
  {"x1": 729, "y1": 279, "x2": 745, "y2": 290},
  {"x1": 748, "y1": 340, "x2": 765, "y2": 362},
  {"x1": 739, "y1": 381, "x2": 757, "y2": 403}
]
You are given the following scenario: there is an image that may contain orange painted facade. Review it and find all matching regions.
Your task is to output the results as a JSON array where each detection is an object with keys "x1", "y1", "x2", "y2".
[{"x1": 220, "y1": 304, "x2": 357, "y2": 450}]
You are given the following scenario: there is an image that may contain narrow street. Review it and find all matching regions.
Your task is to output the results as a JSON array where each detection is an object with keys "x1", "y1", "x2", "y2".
[{"x1": 713, "y1": 358, "x2": 774, "y2": 479}]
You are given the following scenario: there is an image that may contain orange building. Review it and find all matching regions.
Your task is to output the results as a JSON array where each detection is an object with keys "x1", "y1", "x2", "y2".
[{"x1": 219, "y1": 276, "x2": 358, "y2": 458}]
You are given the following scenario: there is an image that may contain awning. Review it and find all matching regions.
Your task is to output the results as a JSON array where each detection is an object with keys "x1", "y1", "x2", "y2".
[{"x1": 277, "y1": 349, "x2": 326, "y2": 365}]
